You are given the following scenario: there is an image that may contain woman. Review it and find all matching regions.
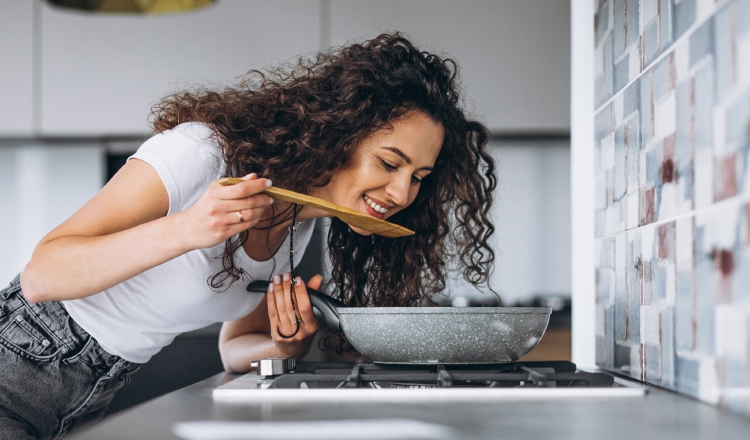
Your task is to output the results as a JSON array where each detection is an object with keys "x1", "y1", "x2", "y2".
[{"x1": 0, "y1": 33, "x2": 495, "y2": 439}]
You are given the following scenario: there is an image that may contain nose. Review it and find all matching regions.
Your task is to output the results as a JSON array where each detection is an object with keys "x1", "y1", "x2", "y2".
[{"x1": 385, "y1": 174, "x2": 411, "y2": 207}]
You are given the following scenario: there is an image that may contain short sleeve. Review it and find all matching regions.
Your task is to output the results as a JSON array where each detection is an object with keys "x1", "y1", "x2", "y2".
[{"x1": 129, "y1": 122, "x2": 226, "y2": 215}]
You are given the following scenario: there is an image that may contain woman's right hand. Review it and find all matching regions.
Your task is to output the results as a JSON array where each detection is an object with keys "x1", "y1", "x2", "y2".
[{"x1": 178, "y1": 173, "x2": 274, "y2": 250}]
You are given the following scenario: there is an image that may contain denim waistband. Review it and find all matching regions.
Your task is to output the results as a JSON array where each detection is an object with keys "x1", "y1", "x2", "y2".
[{"x1": 1, "y1": 274, "x2": 130, "y2": 371}]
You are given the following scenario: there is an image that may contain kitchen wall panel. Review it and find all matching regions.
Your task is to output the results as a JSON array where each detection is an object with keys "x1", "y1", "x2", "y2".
[
  {"x1": 329, "y1": 0, "x2": 571, "y2": 134},
  {"x1": 0, "y1": 145, "x2": 104, "y2": 285},
  {"x1": 0, "y1": 0, "x2": 35, "y2": 135},
  {"x1": 594, "y1": 0, "x2": 750, "y2": 415},
  {"x1": 39, "y1": 0, "x2": 320, "y2": 135}
]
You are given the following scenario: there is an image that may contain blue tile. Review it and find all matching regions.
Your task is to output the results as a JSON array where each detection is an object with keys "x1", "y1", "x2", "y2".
[
  {"x1": 675, "y1": 269, "x2": 693, "y2": 351},
  {"x1": 694, "y1": 61, "x2": 715, "y2": 153},
  {"x1": 645, "y1": 344, "x2": 660, "y2": 383},
  {"x1": 675, "y1": 355, "x2": 700, "y2": 397},
  {"x1": 596, "y1": 1, "x2": 611, "y2": 46},
  {"x1": 627, "y1": 119, "x2": 640, "y2": 196},
  {"x1": 615, "y1": 56, "x2": 631, "y2": 93},
  {"x1": 626, "y1": 236, "x2": 641, "y2": 344},
  {"x1": 626, "y1": 0, "x2": 640, "y2": 47},
  {"x1": 661, "y1": 308, "x2": 675, "y2": 388},
  {"x1": 596, "y1": 77, "x2": 605, "y2": 108},
  {"x1": 652, "y1": 264, "x2": 668, "y2": 302},
  {"x1": 673, "y1": 0, "x2": 696, "y2": 40},
  {"x1": 615, "y1": 289, "x2": 627, "y2": 342},
  {"x1": 643, "y1": 19, "x2": 660, "y2": 66},
  {"x1": 596, "y1": 335, "x2": 606, "y2": 367},
  {"x1": 647, "y1": 140, "x2": 664, "y2": 186},
  {"x1": 689, "y1": 17, "x2": 715, "y2": 68},
  {"x1": 694, "y1": 225, "x2": 715, "y2": 356},
  {"x1": 615, "y1": 126, "x2": 627, "y2": 199},
  {"x1": 623, "y1": 79, "x2": 640, "y2": 116},
  {"x1": 653, "y1": 55, "x2": 674, "y2": 102},
  {"x1": 597, "y1": 104, "x2": 613, "y2": 142},
  {"x1": 604, "y1": 33, "x2": 615, "y2": 101},
  {"x1": 659, "y1": 0, "x2": 674, "y2": 52},
  {"x1": 606, "y1": 305, "x2": 616, "y2": 369},
  {"x1": 614, "y1": 343, "x2": 632, "y2": 373},
  {"x1": 640, "y1": 74, "x2": 653, "y2": 145},
  {"x1": 714, "y1": 4, "x2": 733, "y2": 102},
  {"x1": 614, "y1": 0, "x2": 626, "y2": 58},
  {"x1": 675, "y1": 80, "x2": 692, "y2": 169},
  {"x1": 725, "y1": 96, "x2": 749, "y2": 149}
]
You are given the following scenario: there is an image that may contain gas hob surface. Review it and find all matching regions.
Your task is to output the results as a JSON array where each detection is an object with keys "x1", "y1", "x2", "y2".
[{"x1": 213, "y1": 359, "x2": 646, "y2": 402}]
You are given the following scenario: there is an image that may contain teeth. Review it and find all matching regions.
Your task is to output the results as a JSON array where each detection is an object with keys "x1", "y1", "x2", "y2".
[{"x1": 364, "y1": 196, "x2": 388, "y2": 214}]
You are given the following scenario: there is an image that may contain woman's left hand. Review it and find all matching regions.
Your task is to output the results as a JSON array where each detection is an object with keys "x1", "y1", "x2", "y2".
[{"x1": 267, "y1": 273, "x2": 321, "y2": 358}]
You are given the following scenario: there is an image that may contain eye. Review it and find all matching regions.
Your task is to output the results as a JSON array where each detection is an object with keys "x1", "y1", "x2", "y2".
[
  {"x1": 379, "y1": 159, "x2": 397, "y2": 172},
  {"x1": 411, "y1": 176, "x2": 422, "y2": 185}
]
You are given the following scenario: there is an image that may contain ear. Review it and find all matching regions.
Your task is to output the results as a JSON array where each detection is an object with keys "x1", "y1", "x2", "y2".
[{"x1": 306, "y1": 274, "x2": 323, "y2": 290}]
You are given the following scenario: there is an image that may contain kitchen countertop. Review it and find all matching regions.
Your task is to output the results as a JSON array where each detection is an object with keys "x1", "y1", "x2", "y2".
[{"x1": 68, "y1": 370, "x2": 750, "y2": 440}]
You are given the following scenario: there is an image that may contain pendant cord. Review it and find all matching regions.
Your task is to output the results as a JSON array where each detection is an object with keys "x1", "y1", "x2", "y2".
[{"x1": 277, "y1": 204, "x2": 301, "y2": 339}]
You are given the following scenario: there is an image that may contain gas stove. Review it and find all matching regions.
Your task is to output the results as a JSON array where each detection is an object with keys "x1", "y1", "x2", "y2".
[{"x1": 213, "y1": 357, "x2": 646, "y2": 402}]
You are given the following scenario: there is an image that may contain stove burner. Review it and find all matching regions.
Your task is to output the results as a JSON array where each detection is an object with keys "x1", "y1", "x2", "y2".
[{"x1": 265, "y1": 361, "x2": 613, "y2": 389}]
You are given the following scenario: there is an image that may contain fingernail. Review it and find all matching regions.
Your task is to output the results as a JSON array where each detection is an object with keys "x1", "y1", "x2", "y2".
[
  {"x1": 243, "y1": 173, "x2": 257, "y2": 179},
  {"x1": 283, "y1": 273, "x2": 290, "y2": 282},
  {"x1": 268, "y1": 283, "x2": 274, "y2": 293},
  {"x1": 273, "y1": 275, "x2": 281, "y2": 284},
  {"x1": 295, "y1": 277, "x2": 302, "y2": 285},
  {"x1": 269, "y1": 197, "x2": 274, "y2": 204},
  {"x1": 266, "y1": 179, "x2": 273, "y2": 188}
]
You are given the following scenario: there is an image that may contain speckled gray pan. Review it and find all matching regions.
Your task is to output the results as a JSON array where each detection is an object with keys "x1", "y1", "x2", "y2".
[{"x1": 337, "y1": 307, "x2": 552, "y2": 364}]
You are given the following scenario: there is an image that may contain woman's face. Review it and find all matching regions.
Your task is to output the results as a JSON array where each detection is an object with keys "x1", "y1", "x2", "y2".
[{"x1": 314, "y1": 110, "x2": 444, "y2": 235}]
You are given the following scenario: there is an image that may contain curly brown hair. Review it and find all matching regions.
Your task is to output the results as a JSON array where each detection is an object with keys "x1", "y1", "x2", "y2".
[{"x1": 150, "y1": 32, "x2": 496, "y2": 328}]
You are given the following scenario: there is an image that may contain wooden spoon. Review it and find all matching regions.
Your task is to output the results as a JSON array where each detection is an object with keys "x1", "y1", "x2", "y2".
[{"x1": 218, "y1": 177, "x2": 414, "y2": 238}]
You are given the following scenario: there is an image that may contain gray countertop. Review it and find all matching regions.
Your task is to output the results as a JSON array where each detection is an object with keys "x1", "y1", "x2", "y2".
[{"x1": 68, "y1": 371, "x2": 750, "y2": 440}]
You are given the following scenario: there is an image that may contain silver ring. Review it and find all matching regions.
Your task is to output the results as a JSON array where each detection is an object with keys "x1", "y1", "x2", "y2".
[
  {"x1": 236, "y1": 211, "x2": 245, "y2": 222},
  {"x1": 291, "y1": 318, "x2": 299, "y2": 325}
]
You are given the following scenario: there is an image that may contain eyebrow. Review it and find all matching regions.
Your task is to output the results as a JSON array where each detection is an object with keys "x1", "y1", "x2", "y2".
[{"x1": 380, "y1": 146, "x2": 434, "y2": 171}]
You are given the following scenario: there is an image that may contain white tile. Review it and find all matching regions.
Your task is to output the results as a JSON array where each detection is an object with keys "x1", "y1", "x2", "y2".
[
  {"x1": 714, "y1": 205, "x2": 739, "y2": 248},
  {"x1": 655, "y1": 92, "x2": 677, "y2": 139},
  {"x1": 673, "y1": 39, "x2": 690, "y2": 84},
  {"x1": 715, "y1": 304, "x2": 749, "y2": 359},
  {"x1": 629, "y1": 46, "x2": 641, "y2": 81},
  {"x1": 601, "y1": 133, "x2": 616, "y2": 168},
  {"x1": 658, "y1": 183, "x2": 676, "y2": 221},
  {"x1": 641, "y1": 0, "x2": 658, "y2": 30},
  {"x1": 694, "y1": 149, "x2": 714, "y2": 209},
  {"x1": 676, "y1": 217, "x2": 694, "y2": 264},
  {"x1": 642, "y1": 223, "x2": 656, "y2": 260},
  {"x1": 642, "y1": 305, "x2": 661, "y2": 345}
]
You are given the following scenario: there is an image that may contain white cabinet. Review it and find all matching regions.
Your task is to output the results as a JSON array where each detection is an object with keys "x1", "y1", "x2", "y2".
[
  {"x1": 0, "y1": 0, "x2": 35, "y2": 136},
  {"x1": 330, "y1": 0, "x2": 571, "y2": 133},
  {"x1": 39, "y1": 0, "x2": 321, "y2": 136}
]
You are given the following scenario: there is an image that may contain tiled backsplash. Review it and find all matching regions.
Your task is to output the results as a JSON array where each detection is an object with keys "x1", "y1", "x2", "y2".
[{"x1": 594, "y1": 0, "x2": 750, "y2": 414}]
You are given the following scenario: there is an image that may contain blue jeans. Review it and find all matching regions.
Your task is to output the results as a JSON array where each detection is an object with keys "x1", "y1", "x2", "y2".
[{"x1": 0, "y1": 275, "x2": 140, "y2": 439}]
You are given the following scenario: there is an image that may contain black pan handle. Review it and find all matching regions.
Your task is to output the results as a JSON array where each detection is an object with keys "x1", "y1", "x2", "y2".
[{"x1": 246, "y1": 280, "x2": 344, "y2": 332}]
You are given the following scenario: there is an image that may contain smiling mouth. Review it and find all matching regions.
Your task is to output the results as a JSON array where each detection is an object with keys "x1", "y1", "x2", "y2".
[{"x1": 362, "y1": 195, "x2": 390, "y2": 219}]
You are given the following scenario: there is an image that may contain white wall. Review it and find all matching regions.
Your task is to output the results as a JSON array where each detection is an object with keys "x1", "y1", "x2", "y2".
[
  {"x1": 330, "y1": 0, "x2": 571, "y2": 133},
  {"x1": 447, "y1": 141, "x2": 571, "y2": 305},
  {"x1": 0, "y1": 0, "x2": 569, "y2": 136},
  {"x1": 0, "y1": 1, "x2": 34, "y2": 135},
  {"x1": 0, "y1": 144, "x2": 104, "y2": 284}
]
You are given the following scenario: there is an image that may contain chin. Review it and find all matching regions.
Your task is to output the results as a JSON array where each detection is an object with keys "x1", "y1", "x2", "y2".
[{"x1": 349, "y1": 226, "x2": 374, "y2": 236}]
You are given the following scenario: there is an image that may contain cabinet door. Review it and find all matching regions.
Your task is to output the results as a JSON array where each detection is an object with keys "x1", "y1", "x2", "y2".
[
  {"x1": 40, "y1": 0, "x2": 321, "y2": 136},
  {"x1": 0, "y1": 0, "x2": 34, "y2": 136},
  {"x1": 330, "y1": 0, "x2": 571, "y2": 133}
]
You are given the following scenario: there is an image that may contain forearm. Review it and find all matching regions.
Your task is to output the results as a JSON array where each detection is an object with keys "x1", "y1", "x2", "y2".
[
  {"x1": 21, "y1": 213, "x2": 193, "y2": 302},
  {"x1": 219, "y1": 333, "x2": 283, "y2": 373}
]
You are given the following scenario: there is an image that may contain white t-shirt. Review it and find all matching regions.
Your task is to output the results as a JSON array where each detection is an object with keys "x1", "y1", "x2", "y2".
[{"x1": 62, "y1": 122, "x2": 315, "y2": 363}]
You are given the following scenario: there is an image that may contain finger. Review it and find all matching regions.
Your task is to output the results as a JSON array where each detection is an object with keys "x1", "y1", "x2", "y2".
[
  {"x1": 281, "y1": 273, "x2": 298, "y2": 325},
  {"x1": 307, "y1": 274, "x2": 323, "y2": 291},
  {"x1": 272, "y1": 275, "x2": 293, "y2": 332},
  {"x1": 223, "y1": 195, "x2": 274, "y2": 213},
  {"x1": 293, "y1": 277, "x2": 317, "y2": 327},
  {"x1": 266, "y1": 281, "x2": 280, "y2": 332},
  {"x1": 218, "y1": 175, "x2": 272, "y2": 200}
]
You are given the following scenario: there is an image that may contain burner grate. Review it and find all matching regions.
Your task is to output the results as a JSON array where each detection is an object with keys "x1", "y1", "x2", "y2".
[{"x1": 268, "y1": 361, "x2": 613, "y2": 389}]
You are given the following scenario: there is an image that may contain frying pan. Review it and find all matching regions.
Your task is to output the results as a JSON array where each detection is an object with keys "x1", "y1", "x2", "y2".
[{"x1": 247, "y1": 281, "x2": 552, "y2": 364}]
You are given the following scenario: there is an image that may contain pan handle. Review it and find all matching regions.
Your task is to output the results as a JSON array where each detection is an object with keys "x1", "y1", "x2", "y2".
[{"x1": 246, "y1": 280, "x2": 344, "y2": 332}]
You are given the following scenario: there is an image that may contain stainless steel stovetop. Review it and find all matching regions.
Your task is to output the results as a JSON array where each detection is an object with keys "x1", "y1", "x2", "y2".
[{"x1": 213, "y1": 357, "x2": 646, "y2": 403}]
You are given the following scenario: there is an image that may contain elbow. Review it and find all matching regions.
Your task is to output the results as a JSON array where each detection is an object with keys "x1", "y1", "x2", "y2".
[{"x1": 19, "y1": 266, "x2": 47, "y2": 303}]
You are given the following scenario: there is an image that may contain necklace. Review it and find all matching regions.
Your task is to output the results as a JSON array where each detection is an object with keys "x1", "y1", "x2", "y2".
[{"x1": 277, "y1": 204, "x2": 301, "y2": 338}]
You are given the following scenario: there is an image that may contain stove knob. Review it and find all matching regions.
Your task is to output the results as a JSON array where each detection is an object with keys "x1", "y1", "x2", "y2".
[{"x1": 257, "y1": 356, "x2": 295, "y2": 377}]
